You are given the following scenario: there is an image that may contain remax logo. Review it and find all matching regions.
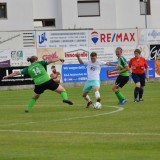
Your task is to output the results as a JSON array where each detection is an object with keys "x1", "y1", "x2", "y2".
[
  {"x1": 91, "y1": 31, "x2": 99, "y2": 44},
  {"x1": 91, "y1": 31, "x2": 136, "y2": 45}
]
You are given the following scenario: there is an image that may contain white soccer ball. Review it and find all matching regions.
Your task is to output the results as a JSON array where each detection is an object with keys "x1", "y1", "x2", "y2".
[{"x1": 93, "y1": 102, "x2": 102, "y2": 109}]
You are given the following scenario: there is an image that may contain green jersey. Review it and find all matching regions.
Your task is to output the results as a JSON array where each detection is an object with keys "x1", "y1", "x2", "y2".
[
  {"x1": 21, "y1": 60, "x2": 50, "y2": 85},
  {"x1": 118, "y1": 56, "x2": 129, "y2": 76}
]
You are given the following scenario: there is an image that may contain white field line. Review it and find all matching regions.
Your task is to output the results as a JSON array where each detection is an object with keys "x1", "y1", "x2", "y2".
[
  {"x1": 0, "y1": 106, "x2": 124, "y2": 127},
  {"x1": 0, "y1": 129, "x2": 159, "y2": 136}
]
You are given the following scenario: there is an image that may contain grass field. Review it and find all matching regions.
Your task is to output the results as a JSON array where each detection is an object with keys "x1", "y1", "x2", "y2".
[{"x1": 0, "y1": 82, "x2": 160, "y2": 160}]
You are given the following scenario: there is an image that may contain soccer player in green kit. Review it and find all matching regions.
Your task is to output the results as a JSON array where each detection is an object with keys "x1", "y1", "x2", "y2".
[
  {"x1": 108, "y1": 47, "x2": 130, "y2": 105},
  {"x1": 3, "y1": 56, "x2": 73, "y2": 112}
]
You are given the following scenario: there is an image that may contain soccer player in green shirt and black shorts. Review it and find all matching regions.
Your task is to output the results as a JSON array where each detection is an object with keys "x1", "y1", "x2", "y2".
[
  {"x1": 108, "y1": 47, "x2": 130, "y2": 105},
  {"x1": 3, "y1": 56, "x2": 73, "y2": 112}
]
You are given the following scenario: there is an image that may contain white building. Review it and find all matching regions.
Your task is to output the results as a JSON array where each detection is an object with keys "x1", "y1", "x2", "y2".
[{"x1": 0, "y1": 0, "x2": 159, "y2": 31}]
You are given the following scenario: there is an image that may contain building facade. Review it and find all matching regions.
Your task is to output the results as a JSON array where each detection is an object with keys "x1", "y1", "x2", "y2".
[{"x1": 0, "y1": 0, "x2": 160, "y2": 31}]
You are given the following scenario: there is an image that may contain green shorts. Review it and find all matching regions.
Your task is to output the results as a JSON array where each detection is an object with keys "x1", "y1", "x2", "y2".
[{"x1": 83, "y1": 80, "x2": 100, "y2": 92}]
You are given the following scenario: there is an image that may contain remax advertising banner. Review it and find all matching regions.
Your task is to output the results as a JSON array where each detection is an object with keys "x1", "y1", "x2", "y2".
[{"x1": 89, "y1": 29, "x2": 138, "y2": 46}]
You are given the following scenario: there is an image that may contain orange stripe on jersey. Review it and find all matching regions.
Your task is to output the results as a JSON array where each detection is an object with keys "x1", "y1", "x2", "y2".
[{"x1": 129, "y1": 57, "x2": 148, "y2": 74}]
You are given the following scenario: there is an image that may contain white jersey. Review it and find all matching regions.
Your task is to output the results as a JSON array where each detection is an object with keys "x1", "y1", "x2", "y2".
[{"x1": 84, "y1": 60, "x2": 106, "y2": 80}]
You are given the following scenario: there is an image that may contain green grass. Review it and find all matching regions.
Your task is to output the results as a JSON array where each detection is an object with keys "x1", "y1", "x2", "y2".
[{"x1": 0, "y1": 82, "x2": 160, "y2": 160}]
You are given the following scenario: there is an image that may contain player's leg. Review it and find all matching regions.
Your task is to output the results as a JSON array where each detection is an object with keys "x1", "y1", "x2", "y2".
[
  {"x1": 25, "y1": 93, "x2": 40, "y2": 112},
  {"x1": 55, "y1": 85, "x2": 73, "y2": 105},
  {"x1": 46, "y1": 79, "x2": 73, "y2": 105},
  {"x1": 139, "y1": 74, "x2": 145, "y2": 101},
  {"x1": 93, "y1": 80, "x2": 101, "y2": 102},
  {"x1": 82, "y1": 81, "x2": 92, "y2": 108},
  {"x1": 132, "y1": 73, "x2": 141, "y2": 102},
  {"x1": 113, "y1": 75, "x2": 128, "y2": 105}
]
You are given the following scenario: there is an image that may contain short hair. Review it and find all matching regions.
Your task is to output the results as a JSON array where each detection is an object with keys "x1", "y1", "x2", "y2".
[
  {"x1": 116, "y1": 47, "x2": 123, "y2": 52},
  {"x1": 51, "y1": 65, "x2": 55, "y2": 69},
  {"x1": 134, "y1": 49, "x2": 141, "y2": 54},
  {"x1": 90, "y1": 52, "x2": 97, "y2": 57}
]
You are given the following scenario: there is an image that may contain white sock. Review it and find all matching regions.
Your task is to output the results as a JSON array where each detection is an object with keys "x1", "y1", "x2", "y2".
[
  {"x1": 84, "y1": 95, "x2": 91, "y2": 102},
  {"x1": 95, "y1": 91, "x2": 100, "y2": 99}
]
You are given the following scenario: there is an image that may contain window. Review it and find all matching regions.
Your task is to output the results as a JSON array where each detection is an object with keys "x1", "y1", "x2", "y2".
[
  {"x1": 140, "y1": 0, "x2": 151, "y2": 15},
  {"x1": 77, "y1": 0, "x2": 100, "y2": 17},
  {"x1": 0, "y1": 3, "x2": 7, "y2": 18},
  {"x1": 34, "y1": 19, "x2": 55, "y2": 27}
]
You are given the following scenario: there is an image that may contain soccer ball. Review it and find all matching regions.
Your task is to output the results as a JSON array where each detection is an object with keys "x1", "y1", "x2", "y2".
[{"x1": 93, "y1": 102, "x2": 102, "y2": 109}]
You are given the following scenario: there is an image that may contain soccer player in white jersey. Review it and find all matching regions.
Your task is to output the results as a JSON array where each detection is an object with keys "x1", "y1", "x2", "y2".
[{"x1": 76, "y1": 52, "x2": 118, "y2": 108}]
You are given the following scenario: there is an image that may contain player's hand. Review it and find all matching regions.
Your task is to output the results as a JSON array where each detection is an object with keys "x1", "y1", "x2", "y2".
[
  {"x1": 3, "y1": 76, "x2": 8, "y2": 79},
  {"x1": 59, "y1": 59, "x2": 64, "y2": 63},
  {"x1": 146, "y1": 75, "x2": 149, "y2": 81}
]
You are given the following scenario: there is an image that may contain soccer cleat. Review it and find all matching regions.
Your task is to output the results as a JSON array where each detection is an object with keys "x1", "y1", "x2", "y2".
[
  {"x1": 86, "y1": 101, "x2": 92, "y2": 108},
  {"x1": 97, "y1": 98, "x2": 101, "y2": 102},
  {"x1": 63, "y1": 100, "x2": 73, "y2": 105},
  {"x1": 134, "y1": 99, "x2": 139, "y2": 102},
  {"x1": 139, "y1": 98, "x2": 143, "y2": 102},
  {"x1": 118, "y1": 99, "x2": 127, "y2": 105},
  {"x1": 25, "y1": 110, "x2": 29, "y2": 113}
]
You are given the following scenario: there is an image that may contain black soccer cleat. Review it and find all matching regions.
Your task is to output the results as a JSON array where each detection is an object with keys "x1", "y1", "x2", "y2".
[
  {"x1": 25, "y1": 110, "x2": 29, "y2": 113},
  {"x1": 63, "y1": 100, "x2": 73, "y2": 105},
  {"x1": 86, "y1": 101, "x2": 92, "y2": 108}
]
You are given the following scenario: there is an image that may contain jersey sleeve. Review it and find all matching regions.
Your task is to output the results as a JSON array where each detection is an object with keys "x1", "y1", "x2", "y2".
[
  {"x1": 21, "y1": 67, "x2": 28, "y2": 75},
  {"x1": 39, "y1": 60, "x2": 49, "y2": 67}
]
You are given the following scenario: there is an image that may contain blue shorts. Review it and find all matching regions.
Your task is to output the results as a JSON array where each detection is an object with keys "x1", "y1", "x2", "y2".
[
  {"x1": 132, "y1": 73, "x2": 145, "y2": 86},
  {"x1": 83, "y1": 80, "x2": 100, "y2": 92}
]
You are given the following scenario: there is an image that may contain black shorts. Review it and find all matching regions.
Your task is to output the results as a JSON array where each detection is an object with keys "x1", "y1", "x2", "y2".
[
  {"x1": 115, "y1": 75, "x2": 129, "y2": 88},
  {"x1": 34, "y1": 79, "x2": 59, "y2": 94},
  {"x1": 132, "y1": 73, "x2": 145, "y2": 86}
]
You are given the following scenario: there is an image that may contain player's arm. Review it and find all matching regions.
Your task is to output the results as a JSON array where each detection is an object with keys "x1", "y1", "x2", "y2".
[
  {"x1": 145, "y1": 68, "x2": 149, "y2": 81},
  {"x1": 48, "y1": 58, "x2": 64, "y2": 64},
  {"x1": 144, "y1": 60, "x2": 149, "y2": 80},
  {"x1": 3, "y1": 71, "x2": 21, "y2": 79},
  {"x1": 75, "y1": 54, "x2": 84, "y2": 64},
  {"x1": 107, "y1": 62, "x2": 122, "y2": 68},
  {"x1": 118, "y1": 65, "x2": 130, "y2": 74}
]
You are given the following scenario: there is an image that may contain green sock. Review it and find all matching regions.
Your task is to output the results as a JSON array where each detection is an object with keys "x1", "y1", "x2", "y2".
[
  {"x1": 60, "y1": 90, "x2": 68, "y2": 100},
  {"x1": 26, "y1": 98, "x2": 36, "y2": 112},
  {"x1": 115, "y1": 90, "x2": 125, "y2": 102}
]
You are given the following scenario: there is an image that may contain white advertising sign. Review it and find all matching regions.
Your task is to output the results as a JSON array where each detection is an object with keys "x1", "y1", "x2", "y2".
[
  {"x1": 36, "y1": 30, "x2": 88, "y2": 48},
  {"x1": 0, "y1": 31, "x2": 35, "y2": 49},
  {"x1": 89, "y1": 29, "x2": 138, "y2": 47},
  {"x1": 89, "y1": 47, "x2": 116, "y2": 62},
  {"x1": 64, "y1": 48, "x2": 89, "y2": 64},
  {"x1": 139, "y1": 29, "x2": 160, "y2": 44}
]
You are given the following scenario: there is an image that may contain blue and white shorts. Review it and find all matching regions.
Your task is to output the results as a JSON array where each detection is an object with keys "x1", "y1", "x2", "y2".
[{"x1": 83, "y1": 80, "x2": 100, "y2": 92}]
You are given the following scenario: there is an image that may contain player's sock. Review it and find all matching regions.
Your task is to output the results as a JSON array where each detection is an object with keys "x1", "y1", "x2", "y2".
[
  {"x1": 84, "y1": 95, "x2": 91, "y2": 102},
  {"x1": 26, "y1": 98, "x2": 36, "y2": 112},
  {"x1": 60, "y1": 90, "x2": 68, "y2": 100},
  {"x1": 139, "y1": 88, "x2": 144, "y2": 100},
  {"x1": 95, "y1": 91, "x2": 101, "y2": 102},
  {"x1": 134, "y1": 87, "x2": 140, "y2": 99},
  {"x1": 115, "y1": 90, "x2": 125, "y2": 102}
]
